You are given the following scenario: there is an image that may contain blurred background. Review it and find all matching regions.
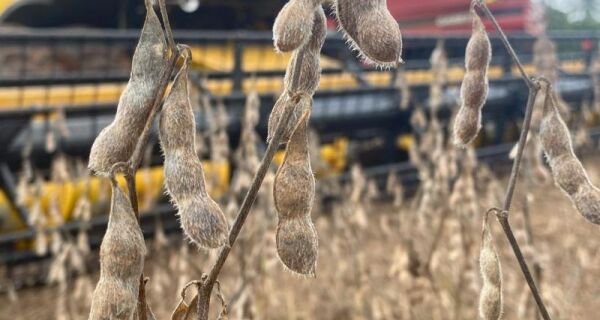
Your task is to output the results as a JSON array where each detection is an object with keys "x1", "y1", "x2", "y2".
[{"x1": 0, "y1": 0, "x2": 599, "y2": 319}]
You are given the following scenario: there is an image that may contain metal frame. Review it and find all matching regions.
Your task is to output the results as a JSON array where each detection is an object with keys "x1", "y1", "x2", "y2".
[{"x1": 0, "y1": 30, "x2": 599, "y2": 268}]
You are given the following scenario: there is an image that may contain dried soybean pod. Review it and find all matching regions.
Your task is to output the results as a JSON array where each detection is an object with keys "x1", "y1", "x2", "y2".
[
  {"x1": 335, "y1": 0, "x2": 402, "y2": 67},
  {"x1": 89, "y1": 179, "x2": 146, "y2": 320},
  {"x1": 274, "y1": 112, "x2": 318, "y2": 276},
  {"x1": 272, "y1": 0, "x2": 322, "y2": 52},
  {"x1": 158, "y1": 61, "x2": 195, "y2": 151},
  {"x1": 276, "y1": 215, "x2": 318, "y2": 276},
  {"x1": 453, "y1": 9, "x2": 491, "y2": 147},
  {"x1": 99, "y1": 179, "x2": 146, "y2": 281},
  {"x1": 267, "y1": 93, "x2": 312, "y2": 144},
  {"x1": 160, "y1": 58, "x2": 229, "y2": 248},
  {"x1": 88, "y1": 1, "x2": 168, "y2": 175},
  {"x1": 267, "y1": 7, "x2": 325, "y2": 144},
  {"x1": 573, "y1": 184, "x2": 600, "y2": 224},
  {"x1": 539, "y1": 91, "x2": 600, "y2": 224},
  {"x1": 283, "y1": 6, "x2": 326, "y2": 94},
  {"x1": 89, "y1": 277, "x2": 138, "y2": 320},
  {"x1": 539, "y1": 102, "x2": 572, "y2": 160},
  {"x1": 274, "y1": 111, "x2": 315, "y2": 219},
  {"x1": 478, "y1": 214, "x2": 503, "y2": 320}
]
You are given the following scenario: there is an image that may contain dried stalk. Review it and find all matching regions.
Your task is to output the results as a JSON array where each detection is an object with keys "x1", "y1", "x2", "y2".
[
  {"x1": 194, "y1": 50, "x2": 307, "y2": 319},
  {"x1": 475, "y1": 1, "x2": 551, "y2": 319}
]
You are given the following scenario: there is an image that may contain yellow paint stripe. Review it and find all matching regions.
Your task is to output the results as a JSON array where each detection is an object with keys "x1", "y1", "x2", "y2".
[{"x1": 0, "y1": 60, "x2": 587, "y2": 109}]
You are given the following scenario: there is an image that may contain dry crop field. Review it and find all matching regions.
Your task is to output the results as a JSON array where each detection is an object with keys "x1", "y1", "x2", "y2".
[
  {"x1": 2, "y1": 0, "x2": 600, "y2": 319},
  {"x1": 2, "y1": 159, "x2": 600, "y2": 319}
]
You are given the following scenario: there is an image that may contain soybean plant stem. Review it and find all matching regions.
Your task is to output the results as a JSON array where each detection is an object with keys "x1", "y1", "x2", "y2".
[
  {"x1": 157, "y1": 0, "x2": 176, "y2": 50},
  {"x1": 196, "y1": 50, "x2": 307, "y2": 320},
  {"x1": 502, "y1": 88, "x2": 538, "y2": 212},
  {"x1": 474, "y1": 1, "x2": 552, "y2": 318},
  {"x1": 496, "y1": 89, "x2": 551, "y2": 320},
  {"x1": 475, "y1": 1, "x2": 535, "y2": 89}
]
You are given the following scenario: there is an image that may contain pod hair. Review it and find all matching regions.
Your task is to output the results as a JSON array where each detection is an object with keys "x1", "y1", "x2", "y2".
[
  {"x1": 539, "y1": 88, "x2": 600, "y2": 224},
  {"x1": 272, "y1": 0, "x2": 323, "y2": 52},
  {"x1": 274, "y1": 110, "x2": 316, "y2": 219},
  {"x1": 478, "y1": 212, "x2": 503, "y2": 320},
  {"x1": 453, "y1": 9, "x2": 491, "y2": 147},
  {"x1": 88, "y1": 2, "x2": 168, "y2": 175},
  {"x1": 159, "y1": 55, "x2": 229, "y2": 248},
  {"x1": 274, "y1": 111, "x2": 318, "y2": 276},
  {"x1": 89, "y1": 180, "x2": 146, "y2": 320},
  {"x1": 268, "y1": 7, "x2": 326, "y2": 144},
  {"x1": 335, "y1": 0, "x2": 403, "y2": 67}
]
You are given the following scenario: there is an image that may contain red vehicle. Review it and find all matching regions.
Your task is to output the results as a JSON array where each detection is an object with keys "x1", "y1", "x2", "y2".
[
  {"x1": 327, "y1": 0, "x2": 544, "y2": 35},
  {"x1": 393, "y1": 0, "x2": 543, "y2": 34},
  {"x1": 1, "y1": 0, "x2": 544, "y2": 34}
]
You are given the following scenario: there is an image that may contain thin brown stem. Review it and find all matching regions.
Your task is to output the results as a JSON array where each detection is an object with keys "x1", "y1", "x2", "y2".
[
  {"x1": 495, "y1": 88, "x2": 551, "y2": 320},
  {"x1": 522, "y1": 192, "x2": 543, "y2": 320},
  {"x1": 493, "y1": 79, "x2": 551, "y2": 320},
  {"x1": 497, "y1": 216, "x2": 549, "y2": 319},
  {"x1": 475, "y1": 1, "x2": 535, "y2": 89},
  {"x1": 196, "y1": 50, "x2": 307, "y2": 320},
  {"x1": 502, "y1": 88, "x2": 538, "y2": 211},
  {"x1": 472, "y1": 2, "x2": 552, "y2": 318},
  {"x1": 157, "y1": 0, "x2": 175, "y2": 50}
]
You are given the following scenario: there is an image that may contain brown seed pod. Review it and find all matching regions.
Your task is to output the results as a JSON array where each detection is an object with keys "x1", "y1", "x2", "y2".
[
  {"x1": 533, "y1": 37, "x2": 558, "y2": 82},
  {"x1": 539, "y1": 101, "x2": 572, "y2": 159},
  {"x1": 453, "y1": 106, "x2": 481, "y2": 147},
  {"x1": 478, "y1": 216, "x2": 503, "y2": 320},
  {"x1": 99, "y1": 181, "x2": 146, "y2": 281},
  {"x1": 465, "y1": 13, "x2": 492, "y2": 71},
  {"x1": 268, "y1": 7, "x2": 325, "y2": 144},
  {"x1": 573, "y1": 184, "x2": 600, "y2": 224},
  {"x1": 274, "y1": 111, "x2": 318, "y2": 276},
  {"x1": 276, "y1": 215, "x2": 318, "y2": 276},
  {"x1": 539, "y1": 89, "x2": 600, "y2": 224},
  {"x1": 89, "y1": 277, "x2": 138, "y2": 320},
  {"x1": 159, "y1": 69, "x2": 195, "y2": 151},
  {"x1": 453, "y1": 10, "x2": 491, "y2": 147},
  {"x1": 548, "y1": 154, "x2": 588, "y2": 196},
  {"x1": 272, "y1": 0, "x2": 323, "y2": 52},
  {"x1": 89, "y1": 181, "x2": 145, "y2": 320},
  {"x1": 88, "y1": 3, "x2": 168, "y2": 175},
  {"x1": 274, "y1": 111, "x2": 315, "y2": 219},
  {"x1": 283, "y1": 6, "x2": 326, "y2": 94},
  {"x1": 160, "y1": 59, "x2": 229, "y2": 248},
  {"x1": 335, "y1": 0, "x2": 403, "y2": 67},
  {"x1": 267, "y1": 93, "x2": 312, "y2": 144}
]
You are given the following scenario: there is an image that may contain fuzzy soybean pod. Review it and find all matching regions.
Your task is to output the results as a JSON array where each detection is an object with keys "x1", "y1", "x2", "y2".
[
  {"x1": 335, "y1": 0, "x2": 403, "y2": 67},
  {"x1": 272, "y1": 0, "x2": 323, "y2": 52},
  {"x1": 539, "y1": 92, "x2": 600, "y2": 224},
  {"x1": 283, "y1": 5, "x2": 326, "y2": 95},
  {"x1": 88, "y1": 3, "x2": 168, "y2": 176},
  {"x1": 478, "y1": 215, "x2": 503, "y2": 320},
  {"x1": 453, "y1": 10, "x2": 491, "y2": 147},
  {"x1": 268, "y1": 7, "x2": 326, "y2": 144},
  {"x1": 159, "y1": 60, "x2": 229, "y2": 248},
  {"x1": 274, "y1": 111, "x2": 316, "y2": 218},
  {"x1": 274, "y1": 111, "x2": 318, "y2": 276},
  {"x1": 89, "y1": 180, "x2": 146, "y2": 320}
]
